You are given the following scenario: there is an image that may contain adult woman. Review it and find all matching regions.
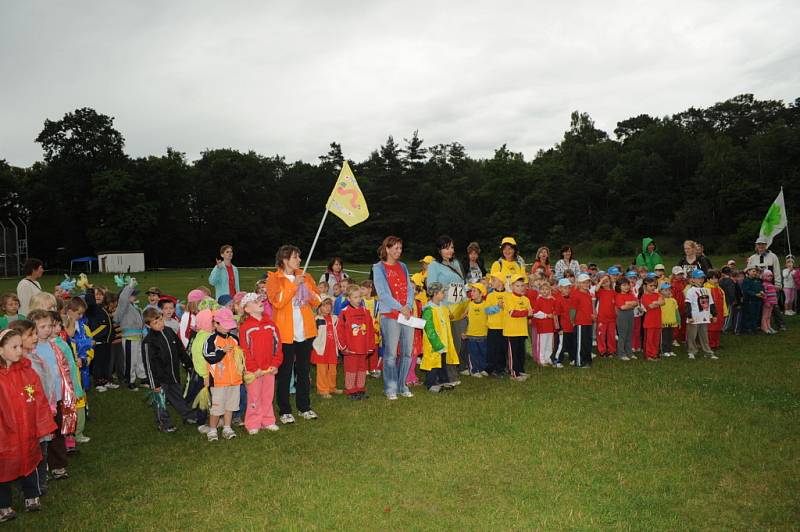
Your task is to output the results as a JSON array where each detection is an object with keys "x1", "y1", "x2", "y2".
[
  {"x1": 554, "y1": 246, "x2": 580, "y2": 281},
  {"x1": 635, "y1": 238, "x2": 663, "y2": 272},
  {"x1": 208, "y1": 245, "x2": 240, "y2": 300},
  {"x1": 427, "y1": 235, "x2": 469, "y2": 377},
  {"x1": 16, "y1": 258, "x2": 44, "y2": 316},
  {"x1": 530, "y1": 246, "x2": 553, "y2": 278},
  {"x1": 677, "y1": 240, "x2": 712, "y2": 276},
  {"x1": 266, "y1": 245, "x2": 321, "y2": 423},
  {"x1": 372, "y1": 236, "x2": 415, "y2": 400},
  {"x1": 461, "y1": 242, "x2": 486, "y2": 285},
  {"x1": 489, "y1": 237, "x2": 526, "y2": 289},
  {"x1": 318, "y1": 257, "x2": 350, "y2": 296}
]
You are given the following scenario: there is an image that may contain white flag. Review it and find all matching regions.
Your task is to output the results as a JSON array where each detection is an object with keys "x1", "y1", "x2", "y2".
[{"x1": 758, "y1": 189, "x2": 787, "y2": 247}]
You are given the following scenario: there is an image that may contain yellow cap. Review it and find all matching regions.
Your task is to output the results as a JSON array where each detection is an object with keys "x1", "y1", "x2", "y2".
[
  {"x1": 419, "y1": 256, "x2": 435, "y2": 264},
  {"x1": 468, "y1": 283, "x2": 487, "y2": 296},
  {"x1": 500, "y1": 236, "x2": 517, "y2": 248},
  {"x1": 510, "y1": 273, "x2": 526, "y2": 284},
  {"x1": 411, "y1": 272, "x2": 425, "y2": 288}
]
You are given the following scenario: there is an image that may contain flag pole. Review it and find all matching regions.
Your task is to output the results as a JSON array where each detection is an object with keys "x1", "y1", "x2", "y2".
[
  {"x1": 783, "y1": 186, "x2": 793, "y2": 257},
  {"x1": 303, "y1": 208, "x2": 329, "y2": 274}
]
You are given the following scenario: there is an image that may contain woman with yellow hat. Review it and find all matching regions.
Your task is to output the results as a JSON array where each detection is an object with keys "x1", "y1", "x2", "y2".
[{"x1": 490, "y1": 237, "x2": 526, "y2": 291}]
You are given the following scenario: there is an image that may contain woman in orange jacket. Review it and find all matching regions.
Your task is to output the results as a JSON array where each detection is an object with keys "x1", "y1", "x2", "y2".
[{"x1": 266, "y1": 245, "x2": 321, "y2": 425}]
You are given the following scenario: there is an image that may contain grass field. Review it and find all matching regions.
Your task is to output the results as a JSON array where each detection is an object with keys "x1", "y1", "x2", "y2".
[{"x1": 1, "y1": 259, "x2": 798, "y2": 530}]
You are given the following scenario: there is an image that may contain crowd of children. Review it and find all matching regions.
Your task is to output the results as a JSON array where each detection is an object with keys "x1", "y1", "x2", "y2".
[{"x1": 0, "y1": 237, "x2": 795, "y2": 523}]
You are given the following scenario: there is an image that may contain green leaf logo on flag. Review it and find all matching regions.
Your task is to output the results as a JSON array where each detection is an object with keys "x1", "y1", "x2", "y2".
[{"x1": 760, "y1": 203, "x2": 783, "y2": 236}]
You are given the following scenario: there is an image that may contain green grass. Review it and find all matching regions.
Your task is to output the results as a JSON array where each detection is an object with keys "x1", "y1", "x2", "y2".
[{"x1": 1, "y1": 261, "x2": 798, "y2": 530}]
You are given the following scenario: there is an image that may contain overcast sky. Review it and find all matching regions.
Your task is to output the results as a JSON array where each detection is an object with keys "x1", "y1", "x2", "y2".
[{"x1": 1, "y1": 1, "x2": 798, "y2": 167}]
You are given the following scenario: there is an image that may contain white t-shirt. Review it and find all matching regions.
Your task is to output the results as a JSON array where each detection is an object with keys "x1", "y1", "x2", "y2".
[
  {"x1": 685, "y1": 286, "x2": 714, "y2": 324},
  {"x1": 783, "y1": 268, "x2": 796, "y2": 289},
  {"x1": 284, "y1": 274, "x2": 306, "y2": 342},
  {"x1": 16, "y1": 278, "x2": 42, "y2": 316}
]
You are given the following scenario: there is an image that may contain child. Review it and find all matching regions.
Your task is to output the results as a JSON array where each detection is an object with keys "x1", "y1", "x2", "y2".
[
  {"x1": 202, "y1": 308, "x2": 243, "y2": 441},
  {"x1": 0, "y1": 294, "x2": 24, "y2": 329},
  {"x1": 239, "y1": 293, "x2": 282, "y2": 434},
  {"x1": 659, "y1": 283, "x2": 679, "y2": 357},
  {"x1": 158, "y1": 297, "x2": 180, "y2": 334},
  {"x1": 741, "y1": 266, "x2": 764, "y2": 334},
  {"x1": 142, "y1": 308, "x2": 198, "y2": 432},
  {"x1": 525, "y1": 276, "x2": 539, "y2": 365},
  {"x1": 144, "y1": 287, "x2": 162, "y2": 311},
  {"x1": 553, "y1": 278, "x2": 574, "y2": 368},
  {"x1": 761, "y1": 270, "x2": 778, "y2": 334},
  {"x1": 420, "y1": 283, "x2": 458, "y2": 393},
  {"x1": 484, "y1": 274, "x2": 507, "y2": 377},
  {"x1": 594, "y1": 275, "x2": 617, "y2": 357},
  {"x1": 626, "y1": 271, "x2": 643, "y2": 353},
  {"x1": 685, "y1": 270, "x2": 718, "y2": 359},
  {"x1": 720, "y1": 267, "x2": 741, "y2": 334},
  {"x1": 332, "y1": 278, "x2": 351, "y2": 316},
  {"x1": 504, "y1": 274, "x2": 533, "y2": 380},
  {"x1": 670, "y1": 266, "x2": 688, "y2": 344},
  {"x1": 310, "y1": 296, "x2": 341, "y2": 398},
  {"x1": 615, "y1": 278, "x2": 638, "y2": 361},
  {"x1": 464, "y1": 283, "x2": 489, "y2": 376},
  {"x1": 572, "y1": 274, "x2": 595, "y2": 368},
  {"x1": 783, "y1": 256, "x2": 796, "y2": 316},
  {"x1": 64, "y1": 297, "x2": 92, "y2": 393},
  {"x1": 178, "y1": 289, "x2": 206, "y2": 349},
  {"x1": 361, "y1": 281, "x2": 383, "y2": 380},
  {"x1": 188, "y1": 309, "x2": 214, "y2": 433},
  {"x1": 28, "y1": 310, "x2": 75, "y2": 481},
  {"x1": 705, "y1": 271, "x2": 728, "y2": 348},
  {"x1": 640, "y1": 278, "x2": 664, "y2": 360},
  {"x1": 0, "y1": 329, "x2": 57, "y2": 520},
  {"x1": 336, "y1": 285, "x2": 377, "y2": 399},
  {"x1": 531, "y1": 282, "x2": 558, "y2": 367},
  {"x1": 114, "y1": 279, "x2": 147, "y2": 389},
  {"x1": 84, "y1": 287, "x2": 116, "y2": 392}
]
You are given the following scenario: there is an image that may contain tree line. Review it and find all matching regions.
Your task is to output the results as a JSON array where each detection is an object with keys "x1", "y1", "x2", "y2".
[{"x1": 1, "y1": 93, "x2": 798, "y2": 269}]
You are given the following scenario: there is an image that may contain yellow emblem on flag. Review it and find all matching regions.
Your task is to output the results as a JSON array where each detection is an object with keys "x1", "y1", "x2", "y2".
[{"x1": 326, "y1": 161, "x2": 369, "y2": 227}]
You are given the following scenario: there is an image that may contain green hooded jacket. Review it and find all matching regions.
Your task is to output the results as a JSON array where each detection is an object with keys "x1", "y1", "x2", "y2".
[{"x1": 635, "y1": 237, "x2": 663, "y2": 271}]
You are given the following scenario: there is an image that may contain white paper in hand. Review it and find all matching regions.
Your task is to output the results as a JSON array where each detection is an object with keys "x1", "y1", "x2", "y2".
[{"x1": 397, "y1": 314, "x2": 426, "y2": 329}]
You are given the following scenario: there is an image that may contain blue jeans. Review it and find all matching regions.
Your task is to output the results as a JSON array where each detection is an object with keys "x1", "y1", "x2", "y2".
[
  {"x1": 466, "y1": 337, "x2": 487, "y2": 373},
  {"x1": 380, "y1": 316, "x2": 414, "y2": 396}
]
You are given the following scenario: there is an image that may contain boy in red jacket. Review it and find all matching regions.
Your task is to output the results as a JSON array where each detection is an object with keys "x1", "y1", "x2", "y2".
[
  {"x1": 641, "y1": 278, "x2": 664, "y2": 360},
  {"x1": 0, "y1": 329, "x2": 57, "y2": 519},
  {"x1": 572, "y1": 274, "x2": 595, "y2": 368},
  {"x1": 336, "y1": 285, "x2": 376, "y2": 400},
  {"x1": 239, "y1": 293, "x2": 283, "y2": 435}
]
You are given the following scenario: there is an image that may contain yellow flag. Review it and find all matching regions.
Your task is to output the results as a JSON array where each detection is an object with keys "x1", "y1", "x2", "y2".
[{"x1": 326, "y1": 161, "x2": 369, "y2": 227}]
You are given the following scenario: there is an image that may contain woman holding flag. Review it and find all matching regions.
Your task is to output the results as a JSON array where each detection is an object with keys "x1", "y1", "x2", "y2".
[{"x1": 372, "y1": 236, "x2": 416, "y2": 400}]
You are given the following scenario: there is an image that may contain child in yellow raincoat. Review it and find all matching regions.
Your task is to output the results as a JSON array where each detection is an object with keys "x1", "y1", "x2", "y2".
[{"x1": 420, "y1": 282, "x2": 458, "y2": 393}]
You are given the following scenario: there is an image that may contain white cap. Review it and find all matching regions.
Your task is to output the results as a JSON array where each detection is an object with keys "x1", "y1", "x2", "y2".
[
  {"x1": 576, "y1": 273, "x2": 592, "y2": 283},
  {"x1": 240, "y1": 292, "x2": 264, "y2": 307},
  {"x1": 755, "y1": 237, "x2": 768, "y2": 245},
  {"x1": 671, "y1": 266, "x2": 684, "y2": 275},
  {"x1": 557, "y1": 278, "x2": 572, "y2": 287}
]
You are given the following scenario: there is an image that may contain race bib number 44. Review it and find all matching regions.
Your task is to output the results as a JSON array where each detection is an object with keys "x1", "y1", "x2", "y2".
[{"x1": 447, "y1": 283, "x2": 465, "y2": 304}]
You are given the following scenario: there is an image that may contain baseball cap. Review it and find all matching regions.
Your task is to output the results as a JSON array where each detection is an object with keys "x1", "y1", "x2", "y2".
[
  {"x1": 755, "y1": 237, "x2": 768, "y2": 245},
  {"x1": 659, "y1": 282, "x2": 672, "y2": 290},
  {"x1": 419, "y1": 256, "x2": 435, "y2": 264},
  {"x1": 500, "y1": 236, "x2": 517, "y2": 248},
  {"x1": 145, "y1": 286, "x2": 162, "y2": 296},
  {"x1": 654, "y1": 264, "x2": 665, "y2": 271},
  {"x1": 625, "y1": 271, "x2": 638, "y2": 278},
  {"x1": 671, "y1": 266, "x2": 684, "y2": 275},
  {"x1": 576, "y1": 273, "x2": 592, "y2": 283},
  {"x1": 213, "y1": 308, "x2": 238, "y2": 330},
  {"x1": 187, "y1": 289, "x2": 206, "y2": 303},
  {"x1": 646, "y1": 272, "x2": 656, "y2": 279},
  {"x1": 469, "y1": 283, "x2": 487, "y2": 296},
  {"x1": 217, "y1": 294, "x2": 233, "y2": 307},
  {"x1": 240, "y1": 292, "x2": 264, "y2": 307},
  {"x1": 608, "y1": 266, "x2": 621, "y2": 275},
  {"x1": 557, "y1": 278, "x2": 573, "y2": 287},
  {"x1": 691, "y1": 270, "x2": 706, "y2": 279},
  {"x1": 510, "y1": 273, "x2": 526, "y2": 284}
]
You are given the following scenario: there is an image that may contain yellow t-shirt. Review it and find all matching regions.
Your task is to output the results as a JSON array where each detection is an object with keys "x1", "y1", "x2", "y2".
[
  {"x1": 466, "y1": 300, "x2": 489, "y2": 337},
  {"x1": 661, "y1": 297, "x2": 679, "y2": 327},
  {"x1": 490, "y1": 259, "x2": 526, "y2": 290},
  {"x1": 503, "y1": 292, "x2": 531, "y2": 337},
  {"x1": 485, "y1": 290, "x2": 506, "y2": 330}
]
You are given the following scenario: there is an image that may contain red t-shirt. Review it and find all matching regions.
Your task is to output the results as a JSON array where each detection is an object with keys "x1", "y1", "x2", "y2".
[
  {"x1": 225, "y1": 264, "x2": 236, "y2": 296},
  {"x1": 532, "y1": 296, "x2": 557, "y2": 333},
  {"x1": 641, "y1": 292, "x2": 662, "y2": 328},
  {"x1": 571, "y1": 290, "x2": 594, "y2": 326},
  {"x1": 382, "y1": 262, "x2": 408, "y2": 319},
  {"x1": 615, "y1": 292, "x2": 637, "y2": 310},
  {"x1": 596, "y1": 288, "x2": 616, "y2": 322},
  {"x1": 553, "y1": 291, "x2": 574, "y2": 333}
]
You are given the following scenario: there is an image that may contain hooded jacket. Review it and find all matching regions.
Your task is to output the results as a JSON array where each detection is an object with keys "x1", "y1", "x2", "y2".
[
  {"x1": 143, "y1": 327, "x2": 192, "y2": 388},
  {"x1": 0, "y1": 358, "x2": 57, "y2": 482},
  {"x1": 240, "y1": 314, "x2": 283, "y2": 371},
  {"x1": 266, "y1": 269, "x2": 321, "y2": 344},
  {"x1": 114, "y1": 284, "x2": 145, "y2": 341},
  {"x1": 635, "y1": 238, "x2": 663, "y2": 271}
]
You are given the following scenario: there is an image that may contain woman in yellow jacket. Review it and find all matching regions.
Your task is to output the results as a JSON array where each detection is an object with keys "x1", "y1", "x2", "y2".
[
  {"x1": 490, "y1": 237, "x2": 527, "y2": 291},
  {"x1": 420, "y1": 283, "x2": 459, "y2": 393},
  {"x1": 266, "y1": 245, "x2": 321, "y2": 424}
]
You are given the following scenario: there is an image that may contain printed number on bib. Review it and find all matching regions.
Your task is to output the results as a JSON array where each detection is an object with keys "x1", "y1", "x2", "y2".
[{"x1": 447, "y1": 283, "x2": 465, "y2": 304}]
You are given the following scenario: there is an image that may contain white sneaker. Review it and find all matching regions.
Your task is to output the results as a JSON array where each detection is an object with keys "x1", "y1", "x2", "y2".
[
  {"x1": 206, "y1": 429, "x2": 219, "y2": 442},
  {"x1": 95, "y1": 385, "x2": 107, "y2": 393},
  {"x1": 74, "y1": 434, "x2": 90, "y2": 444},
  {"x1": 459, "y1": 369, "x2": 470, "y2": 376},
  {"x1": 222, "y1": 427, "x2": 236, "y2": 440},
  {"x1": 471, "y1": 372, "x2": 483, "y2": 378},
  {"x1": 672, "y1": 340, "x2": 680, "y2": 347},
  {"x1": 556, "y1": 363, "x2": 564, "y2": 368},
  {"x1": 620, "y1": 356, "x2": 630, "y2": 361},
  {"x1": 428, "y1": 385, "x2": 441, "y2": 393},
  {"x1": 263, "y1": 424, "x2": 280, "y2": 432},
  {"x1": 480, "y1": 371, "x2": 489, "y2": 377},
  {"x1": 688, "y1": 353, "x2": 695, "y2": 360},
  {"x1": 280, "y1": 414, "x2": 295, "y2": 424},
  {"x1": 386, "y1": 394, "x2": 398, "y2": 400},
  {"x1": 197, "y1": 424, "x2": 211, "y2": 434},
  {"x1": 707, "y1": 354, "x2": 719, "y2": 360},
  {"x1": 105, "y1": 382, "x2": 120, "y2": 389},
  {"x1": 248, "y1": 428, "x2": 259, "y2": 435},
  {"x1": 451, "y1": 380, "x2": 461, "y2": 386},
  {"x1": 299, "y1": 410, "x2": 318, "y2": 420},
  {"x1": 400, "y1": 391, "x2": 414, "y2": 398}
]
